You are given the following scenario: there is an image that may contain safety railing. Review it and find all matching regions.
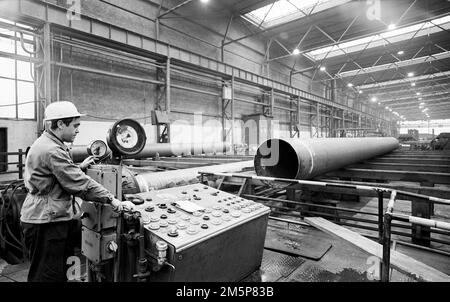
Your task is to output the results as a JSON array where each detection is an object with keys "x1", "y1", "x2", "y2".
[
  {"x1": 198, "y1": 171, "x2": 450, "y2": 282},
  {"x1": 0, "y1": 149, "x2": 25, "y2": 180},
  {"x1": 381, "y1": 190, "x2": 450, "y2": 281}
]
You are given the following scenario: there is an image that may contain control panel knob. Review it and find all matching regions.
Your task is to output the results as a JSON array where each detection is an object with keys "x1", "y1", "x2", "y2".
[{"x1": 107, "y1": 241, "x2": 118, "y2": 253}]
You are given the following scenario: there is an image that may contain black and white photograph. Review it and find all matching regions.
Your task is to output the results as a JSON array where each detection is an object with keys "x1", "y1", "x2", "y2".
[{"x1": 0, "y1": 0, "x2": 449, "y2": 291}]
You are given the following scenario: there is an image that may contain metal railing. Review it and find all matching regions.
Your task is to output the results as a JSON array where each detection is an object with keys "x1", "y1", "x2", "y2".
[
  {"x1": 381, "y1": 190, "x2": 450, "y2": 281},
  {"x1": 0, "y1": 149, "x2": 25, "y2": 179},
  {"x1": 199, "y1": 171, "x2": 450, "y2": 282}
]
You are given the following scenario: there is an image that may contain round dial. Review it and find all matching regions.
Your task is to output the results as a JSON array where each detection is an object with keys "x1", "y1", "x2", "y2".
[
  {"x1": 87, "y1": 140, "x2": 108, "y2": 158},
  {"x1": 106, "y1": 119, "x2": 147, "y2": 156},
  {"x1": 115, "y1": 125, "x2": 138, "y2": 149}
]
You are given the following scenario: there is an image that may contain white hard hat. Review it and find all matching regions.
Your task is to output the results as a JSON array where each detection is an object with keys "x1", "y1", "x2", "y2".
[{"x1": 43, "y1": 101, "x2": 86, "y2": 121}]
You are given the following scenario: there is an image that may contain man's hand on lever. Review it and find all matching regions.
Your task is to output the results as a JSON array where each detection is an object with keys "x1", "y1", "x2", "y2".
[{"x1": 110, "y1": 198, "x2": 135, "y2": 213}]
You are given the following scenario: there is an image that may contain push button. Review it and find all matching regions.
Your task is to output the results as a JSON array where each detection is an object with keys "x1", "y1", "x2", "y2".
[
  {"x1": 222, "y1": 215, "x2": 231, "y2": 221},
  {"x1": 231, "y1": 211, "x2": 241, "y2": 218},
  {"x1": 212, "y1": 211, "x2": 222, "y2": 217},
  {"x1": 148, "y1": 223, "x2": 159, "y2": 230},
  {"x1": 211, "y1": 219, "x2": 222, "y2": 225},
  {"x1": 167, "y1": 227, "x2": 179, "y2": 237},
  {"x1": 186, "y1": 227, "x2": 199, "y2": 235},
  {"x1": 177, "y1": 222, "x2": 187, "y2": 230},
  {"x1": 190, "y1": 219, "x2": 200, "y2": 225}
]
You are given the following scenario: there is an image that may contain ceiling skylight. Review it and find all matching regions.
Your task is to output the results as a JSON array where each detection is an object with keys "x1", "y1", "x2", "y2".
[
  {"x1": 243, "y1": 0, "x2": 350, "y2": 29},
  {"x1": 306, "y1": 15, "x2": 450, "y2": 61}
]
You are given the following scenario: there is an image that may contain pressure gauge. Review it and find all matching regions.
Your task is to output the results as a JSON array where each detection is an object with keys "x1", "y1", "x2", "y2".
[
  {"x1": 106, "y1": 119, "x2": 147, "y2": 156},
  {"x1": 87, "y1": 140, "x2": 108, "y2": 158}
]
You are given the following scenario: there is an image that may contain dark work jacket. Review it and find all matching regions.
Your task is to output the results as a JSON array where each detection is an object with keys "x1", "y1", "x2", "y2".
[{"x1": 20, "y1": 131, "x2": 112, "y2": 224}]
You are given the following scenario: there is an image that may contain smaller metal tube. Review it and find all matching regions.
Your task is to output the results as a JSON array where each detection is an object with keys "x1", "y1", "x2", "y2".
[
  {"x1": 381, "y1": 214, "x2": 392, "y2": 282},
  {"x1": 378, "y1": 191, "x2": 384, "y2": 243}
]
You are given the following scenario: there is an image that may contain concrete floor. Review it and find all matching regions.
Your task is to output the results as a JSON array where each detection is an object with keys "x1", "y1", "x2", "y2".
[
  {"x1": 1, "y1": 186, "x2": 449, "y2": 282},
  {"x1": 2, "y1": 218, "x2": 448, "y2": 282}
]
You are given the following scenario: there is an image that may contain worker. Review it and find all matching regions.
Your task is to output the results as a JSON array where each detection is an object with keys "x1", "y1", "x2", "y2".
[{"x1": 20, "y1": 101, "x2": 134, "y2": 282}]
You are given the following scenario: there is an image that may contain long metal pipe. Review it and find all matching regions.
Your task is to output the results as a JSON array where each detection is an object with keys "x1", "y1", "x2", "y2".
[
  {"x1": 127, "y1": 142, "x2": 231, "y2": 158},
  {"x1": 70, "y1": 142, "x2": 231, "y2": 162},
  {"x1": 134, "y1": 160, "x2": 253, "y2": 191},
  {"x1": 254, "y1": 137, "x2": 399, "y2": 179}
]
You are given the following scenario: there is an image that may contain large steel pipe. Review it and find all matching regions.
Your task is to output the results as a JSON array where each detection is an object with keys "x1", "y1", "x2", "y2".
[{"x1": 254, "y1": 137, "x2": 399, "y2": 179}]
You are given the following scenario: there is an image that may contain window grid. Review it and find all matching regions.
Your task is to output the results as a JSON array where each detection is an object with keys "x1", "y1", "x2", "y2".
[{"x1": 0, "y1": 20, "x2": 36, "y2": 121}]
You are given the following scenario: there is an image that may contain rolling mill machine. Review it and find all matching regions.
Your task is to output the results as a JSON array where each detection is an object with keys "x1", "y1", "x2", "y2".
[{"x1": 0, "y1": 118, "x2": 270, "y2": 282}]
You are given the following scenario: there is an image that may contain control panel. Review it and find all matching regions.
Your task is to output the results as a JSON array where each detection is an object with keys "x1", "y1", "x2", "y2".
[{"x1": 131, "y1": 183, "x2": 270, "y2": 252}]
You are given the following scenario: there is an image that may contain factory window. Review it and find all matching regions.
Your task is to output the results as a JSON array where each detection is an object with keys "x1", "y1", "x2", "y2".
[
  {"x1": 0, "y1": 18, "x2": 36, "y2": 120},
  {"x1": 306, "y1": 15, "x2": 450, "y2": 61},
  {"x1": 243, "y1": 0, "x2": 350, "y2": 29}
]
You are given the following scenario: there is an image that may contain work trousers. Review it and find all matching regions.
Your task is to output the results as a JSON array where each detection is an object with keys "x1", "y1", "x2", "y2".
[{"x1": 21, "y1": 220, "x2": 80, "y2": 282}]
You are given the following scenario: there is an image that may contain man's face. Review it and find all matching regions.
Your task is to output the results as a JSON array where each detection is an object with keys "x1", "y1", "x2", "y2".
[{"x1": 60, "y1": 117, "x2": 81, "y2": 143}]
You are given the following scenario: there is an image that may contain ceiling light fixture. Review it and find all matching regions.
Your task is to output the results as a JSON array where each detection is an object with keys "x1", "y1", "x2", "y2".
[
  {"x1": 200, "y1": 0, "x2": 209, "y2": 3},
  {"x1": 416, "y1": 92, "x2": 421, "y2": 95},
  {"x1": 358, "y1": 90, "x2": 363, "y2": 94},
  {"x1": 292, "y1": 48, "x2": 300, "y2": 55},
  {"x1": 319, "y1": 66, "x2": 326, "y2": 71},
  {"x1": 371, "y1": 97, "x2": 376, "y2": 102},
  {"x1": 347, "y1": 83, "x2": 353, "y2": 87},
  {"x1": 388, "y1": 23, "x2": 396, "y2": 30},
  {"x1": 397, "y1": 50, "x2": 404, "y2": 55},
  {"x1": 407, "y1": 72, "x2": 414, "y2": 77},
  {"x1": 411, "y1": 82, "x2": 416, "y2": 86}
]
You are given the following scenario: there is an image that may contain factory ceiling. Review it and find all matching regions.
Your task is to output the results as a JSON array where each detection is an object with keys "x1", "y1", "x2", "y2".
[{"x1": 160, "y1": 0, "x2": 450, "y2": 121}]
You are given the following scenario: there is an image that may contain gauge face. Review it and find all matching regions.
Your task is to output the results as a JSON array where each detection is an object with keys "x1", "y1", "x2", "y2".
[
  {"x1": 88, "y1": 140, "x2": 108, "y2": 158},
  {"x1": 106, "y1": 119, "x2": 147, "y2": 156},
  {"x1": 116, "y1": 125, "x2": 138, "y2": 149}
]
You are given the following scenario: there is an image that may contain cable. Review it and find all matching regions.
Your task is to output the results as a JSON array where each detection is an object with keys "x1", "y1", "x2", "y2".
[{"x1": 0, "y1": 180, "x2": 26, "y2": 255}]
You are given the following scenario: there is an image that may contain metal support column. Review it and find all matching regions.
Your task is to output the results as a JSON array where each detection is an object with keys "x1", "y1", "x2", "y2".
[
  {"x1": 39, "y1": 22, "x2": 52, "y2": 135},
  {"x1": 165, "y1": 57, "x2": 171, "y2": 142},
  {"x1": 222, "y1": 76, "x2": 234, "y2": 153}
]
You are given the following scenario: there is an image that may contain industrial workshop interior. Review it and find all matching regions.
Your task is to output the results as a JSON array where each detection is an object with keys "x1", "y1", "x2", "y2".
[{"x1": 0, "y1": 0, "x2": 450, "y2": 284}]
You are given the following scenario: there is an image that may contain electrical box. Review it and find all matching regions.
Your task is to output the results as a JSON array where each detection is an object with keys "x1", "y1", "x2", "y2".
[
  {"x1": 151, "y1": 110, "x2": 170, "y2": 125},
  {"x1": 82, "y1": 165, "x2": 121, "y2": 264},
  {"x1": 86, "y1": 165, "x2": 121, "y2": 198},
  {"x1": 81, "y1": 227, "x2": 117, "y2": 264}
]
